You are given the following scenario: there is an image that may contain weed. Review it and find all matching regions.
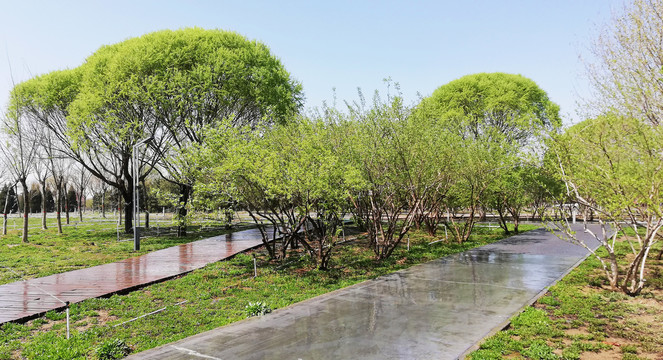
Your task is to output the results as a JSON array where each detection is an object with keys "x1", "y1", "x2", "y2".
[
  {"x1": 621, "y1": 344, "x2": 638, "y2": 354},
  {"x1": 45, "y1": 310, "x2": 66, "y2": 321},
  {"x1": 245, "y1": 301, "x2": 272, "y2": 317},
  {"x1": 96, "y1": 338, "x2": 131, "y2": 360},
  {"x1": 521, "y1": 339, "x2": 557, "y2": 360}
]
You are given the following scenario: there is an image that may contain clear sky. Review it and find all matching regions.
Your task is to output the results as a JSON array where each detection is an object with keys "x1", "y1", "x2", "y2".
[{"x1": 0, "y1": 0, "x2": 624, "y2": 124}]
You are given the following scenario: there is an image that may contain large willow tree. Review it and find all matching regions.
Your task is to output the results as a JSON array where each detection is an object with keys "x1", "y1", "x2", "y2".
[
  {"x1": 12, "y1": 28, "x2": 303, "y2": 234},
  {"x1": 415, "y1": 73, "x2": 561, "y2": 242}
]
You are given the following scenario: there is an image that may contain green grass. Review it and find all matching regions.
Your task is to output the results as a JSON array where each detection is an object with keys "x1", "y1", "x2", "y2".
[
  {"x1": 0, "y1": 224, "x2": 538, "y2": 359},
  {"x1": 469, "y1": 238, "x2": 663, "y2": 360},
  {"x1": 0, "y1": 215, "x2": 245, "y2": 285}
]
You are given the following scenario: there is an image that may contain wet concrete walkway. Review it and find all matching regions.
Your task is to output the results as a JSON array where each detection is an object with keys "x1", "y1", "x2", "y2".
[
  {"x1": 127, "y1": 226, "x2": 602, "y2": 360},
  {"x1": 0, "y1": 228, "x2": 269, "y2": 324}
]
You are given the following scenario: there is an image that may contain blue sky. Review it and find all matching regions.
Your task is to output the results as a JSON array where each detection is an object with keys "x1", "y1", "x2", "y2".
[{"x1": 0, "y1": 0, "x2": 624, "y2": 124}]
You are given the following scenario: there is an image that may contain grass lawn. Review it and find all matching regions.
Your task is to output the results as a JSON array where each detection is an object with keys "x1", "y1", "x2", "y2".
[
  {"x1": 0, "y1": 224, "x2": 536, "y2": 359},
  {"x1": 0, "y1": 215, "x2": 244, "y2": 285},
  {"x1": 468, "y1": 236, "x2": 663, "y2": 360}
]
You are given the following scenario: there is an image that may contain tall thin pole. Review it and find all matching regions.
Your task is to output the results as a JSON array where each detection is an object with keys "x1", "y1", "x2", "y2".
[{"x1": 133, "y1": 142, "x2": 140, "y2": 251}]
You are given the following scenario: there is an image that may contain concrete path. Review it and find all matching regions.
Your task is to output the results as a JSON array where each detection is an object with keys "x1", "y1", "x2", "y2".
[
  {"x1": 127, "y1": 226, "x2": 601, "y2": 360},
  {"x1": 0, "y1": 227, "x2": 270, "y2": 324}
]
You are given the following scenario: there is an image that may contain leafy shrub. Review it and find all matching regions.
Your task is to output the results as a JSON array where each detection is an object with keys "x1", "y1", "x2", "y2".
[
  {"x1": 245, "y1": 301, "x2": 271, "y2": 317},
  {"x1": 96, "y1": 339, "x2": 131, "y2": 360},
  {"x1": 621, "y1": 344, "x2": 638, "y2": 354},
  {"x1": 521, "y1": 339, "x2": 557, "y2": 360},
  {"x1": 45, "y1": 310, "x2": 66, "y2": 321}
]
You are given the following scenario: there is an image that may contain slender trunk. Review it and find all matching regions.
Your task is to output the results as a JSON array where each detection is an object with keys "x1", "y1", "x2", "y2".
[
  {"x1": 496, "y1": 205, "x2": 510, "y2": 235},
  {"x1": 2, "y1": 186, "x2": 10, "y2": 236},
  {"x1": 78, "y1": 191, "x2": 83, "y2": 221},
  {"x1": 40, "y1": 182, "x2": 47, "y2": 230},
  {"x1": 20, "y1": 180, "x2": 29, "y2": 243},
  {"x1": 141, "y1": 179, "x2": 149, "y2": 229},
  {"x1": 101, "y1": 189, "x2": 106, "y2": 218},
  {"x1": 176, "y1": 184, "x2": 191, "y2": 237},
  {"x1": 56, "y1": 185, "x2": 63, "y2": 234},
  {"x1": 513, "y1": 217, "x2": 520, "y2": 233},
  {"x1": 117, "y1": 195, "x2": 122, "y2": 226},
  {"x1": 64, "y1": 186, "x2": 70, "y2": 225}
]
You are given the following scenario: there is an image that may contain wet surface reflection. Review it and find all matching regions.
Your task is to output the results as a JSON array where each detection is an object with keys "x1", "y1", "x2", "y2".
[
  {"x1": 129, "y1": 225, "x2": 603, "y2": 360},
  {"x1": 0, "y1": 227, "x2": 266, "y2": 324}
]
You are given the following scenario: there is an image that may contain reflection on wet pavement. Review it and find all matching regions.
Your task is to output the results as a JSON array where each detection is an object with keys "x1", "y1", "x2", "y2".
[
  {"x1": 128, "y1": 225, "x2": 602, "y2": 360},
  {"x1": 0, "y1": 227, "x2": 270, "y2": 324}
]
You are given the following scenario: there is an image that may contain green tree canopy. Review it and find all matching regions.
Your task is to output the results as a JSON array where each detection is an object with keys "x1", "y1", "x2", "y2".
[
  {"x1": 417, "y1": 72, "x2": 561, "y2": 146},
  {"x1": 12, "y1": 28, "x2": 303, "y2": 234},
  {"x1": 551, "y1": 114, "x2": 663, "y2": 295}
]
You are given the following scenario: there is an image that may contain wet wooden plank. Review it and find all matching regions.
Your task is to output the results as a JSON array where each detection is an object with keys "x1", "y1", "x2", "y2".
[{"x1": 0, "y1": 227, "x2": 269, "y2": 324}]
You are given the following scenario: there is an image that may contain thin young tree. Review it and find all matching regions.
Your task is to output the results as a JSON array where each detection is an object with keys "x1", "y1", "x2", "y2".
[
  {"x1": 2, "y1": 92, "x2": 38, "y2": 242},
  {"x1": 71, "y1": 164, "x2": 92, "y2": 221}
]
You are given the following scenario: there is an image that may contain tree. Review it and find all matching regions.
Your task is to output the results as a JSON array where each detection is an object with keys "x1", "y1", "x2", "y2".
[
  {"x1": 13, "y1": 29, "x2": 303, "y2": 235},
  {"x1": 415, "y1": 73, "x2": 561, "y2": 242},
  {"x1": 485, "y1": 165, "x2": 547, "y2": 234},
  {"x1": 10, "y1": 69, "x2": 79, "y2": 234},
  {"x1": 550, "y1": 114, "x2": 662, "y2": 295},
  {"x1": 339, "y1": 89, "x2": 429, "y2": 259},
  {"x1": 417, "y1": 73, "x2": 561, "y2": 146},
  {"x1": 89, "y1": 175, "x2": 109, "y2": 217},
  {"x1": 131, "y1": 28, "x2": 303, "y2": 236},
  {"x1": 67, "y1": 186, "x2": 78, "y2": 213},
  {"x1": 28, "y1": 183, "x2": 42, "y2": 213},
  {"x1": 1, "y1": 183, "x2": 18, "y2": 235},
  {"x1": 2, "y1": 86, "x2": 39, "y2": 242},
  {"x1": 584, "y1": 0, "x2": 663, "y2": 125},
  {"x1": 71, "y1": 164, "x2": 91, "y2": 221},
  {"x1": 191, "y1": 117, "x2": 357, "y2": 269}
]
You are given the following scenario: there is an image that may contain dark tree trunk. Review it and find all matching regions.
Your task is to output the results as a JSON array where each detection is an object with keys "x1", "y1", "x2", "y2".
[
  {"x1": 64, "y1": 186, "x2": 70, "y2": 225},
  {"x1": 56, "y1": 185, "x2": 63, "y2": 234},
  {"x1": 123, "y1": 190, "x2": 133, "y2": 234},
  {"x1": 78, "y1": 192, "x2": 83, "y2": 221},
  {"x1": 101, "y1": 189, "x2": 106, "y2": 218},
  {"x1": 176, "y1": 184, "x2": 191, "y2": 237}
]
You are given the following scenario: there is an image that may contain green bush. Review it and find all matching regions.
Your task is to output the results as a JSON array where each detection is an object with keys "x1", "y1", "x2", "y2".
[
  {"x1": 96, "y1": 338, "x2": 131, "y2": 360},
  {"x1": 245, "y1": 301, "x2": 272, "y2": 317}
]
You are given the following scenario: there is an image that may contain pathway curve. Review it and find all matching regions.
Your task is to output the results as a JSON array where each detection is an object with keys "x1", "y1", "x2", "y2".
[
  {"x1": 0, "y1": 227, "x2": 269, "y2": 324},
  {"x1": 127, "y1": 225, "x2": 602, "y2": 360}
]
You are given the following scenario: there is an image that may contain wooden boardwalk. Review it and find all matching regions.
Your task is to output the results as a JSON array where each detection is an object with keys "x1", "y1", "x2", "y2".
[{"x1": 0, "y1": 228, "x2": 268, "y2": 324}]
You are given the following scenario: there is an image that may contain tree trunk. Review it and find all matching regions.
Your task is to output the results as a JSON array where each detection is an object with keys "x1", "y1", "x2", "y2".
[
  {"x1": 101, "y1": 189, "x2": 106, "y2": 218},
  {"x1": 20, "y1": 180, "x2": 29, "y2": 243},
  {"x1": 117, "y1": 196, "x2": 122, "y2": 226},
  {"x1": 176, "y1": 184, "x2": 191, "y2": 237},
  {"x1": 56, "y1": 186, "x2": 63, "y2": 234},
  {"x1": 78, "y1": 192, "x2": 83, "y2": 221},
  {"x1": 40, "y1": 182, "x2": 47, "y2": 230},
  {"x1": 2, "y1": 187, "x2": 10, "y2": 236},
  {"x1": 496, "y1": 208, "x2": 510, "y2": 235},
  {"x1": 64, "y1": 186, "x2": 70, "y2": 225},
  {"x1": 141, "y1": 178, "x2": 149, "y2": 229},
  {"x1": 123, "y1": 190, "x2": 133, "y2": 234}
]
